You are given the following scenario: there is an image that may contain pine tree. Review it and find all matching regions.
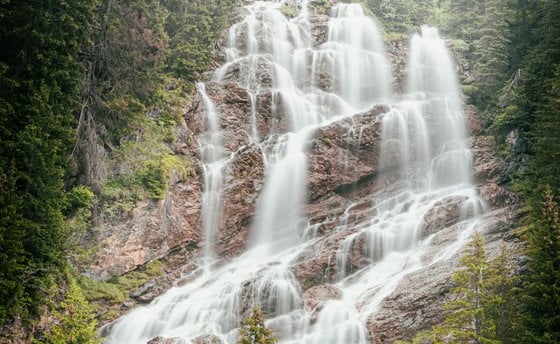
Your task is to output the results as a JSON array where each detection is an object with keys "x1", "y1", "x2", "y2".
[
  {"x1": 0, "y1": 0, "x2": 97, "y2": 326},
  {"x1": 408, "y1": 232, "x2": 501, "y2": 344},
  {"x1": 440, "y1": 231, "x2": 498, "y2": 343},
  {"x1": 519, "y1": 190, "x2": 560, "y2": 344},
  {"x1": 473, "y1": 0, "x2": 512, "y2": 106},
  {"x1": 485, "y1": 244, "x2": 518, "y2": 344},
  {"x1": 237, "y1": 306, "x2": 278, "y2": 344},
  {"x1": 39, "y1": 277, "x2": 100, "y2": 344}
]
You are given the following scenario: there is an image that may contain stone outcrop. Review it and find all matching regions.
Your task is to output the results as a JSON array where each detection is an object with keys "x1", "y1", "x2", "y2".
[
  {"x1": 89, "y1": 170, "x2": 202, "y2": 280},
  {"x1": 303, "y1": 284, "x2": 343, "y2": 311},
  {"x1": 192, "y1": 334, "x2": 224, "y2": 344},
  {"x1": 147, "y1": 337, "x2": 183, "y2": 344},
  {"x1": 367, "y1": 262, "x2": 455, "y2": 343},
  {"x1": 421, "y1": 196, "x2": 468, "y2": 237},
  {"x1": 217, "y1": 145, "x2": 265, "y2": 257}
]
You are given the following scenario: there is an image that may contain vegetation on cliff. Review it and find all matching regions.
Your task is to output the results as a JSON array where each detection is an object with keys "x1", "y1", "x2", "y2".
[
  {"x1": 0, "y1": 0, "x2": 558, "y2": 342},
  {"x1": 237, "y1": 306, "x2": 278, "y2": 344},
  {"x1": 0, "y1": 0, "x2": 237, "y2": 337},
  {"x1": 397, "y1": 233, "x2": 518, "y2": 344}
]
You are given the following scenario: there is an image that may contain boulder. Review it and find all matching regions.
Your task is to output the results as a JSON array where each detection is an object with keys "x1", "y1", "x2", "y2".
[
  {"x1": 191, "y1": 334, "x2": 224, "y2": 344},
  {"x1": 303, "y1": 284, "x2": 343, "y2": 311},
  {"x1": 147, "y1": 337, "x2": 183, "y2": 344},
  {"x1": 422, "y1": 196, "x2": 468, "y2": 237}
]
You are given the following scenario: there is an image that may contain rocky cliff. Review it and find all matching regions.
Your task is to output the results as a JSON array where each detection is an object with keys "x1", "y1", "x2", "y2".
[{"x1": 91, "y1": 3, "x2": 522, "y2": 343}]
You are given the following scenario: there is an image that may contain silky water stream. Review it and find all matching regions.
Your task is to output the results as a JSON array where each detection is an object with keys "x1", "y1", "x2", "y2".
[{"x1": 106, "y1": 2, "x2": 485, "y2": 343}]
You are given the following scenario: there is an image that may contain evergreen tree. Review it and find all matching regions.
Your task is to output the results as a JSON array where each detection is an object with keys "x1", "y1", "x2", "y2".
[
  {"x1": 162, "y1": 0, "x2": 237, "y2": 85},
  {"x1": 407, "y1": 232, "x2": 501, "y2": 344},
  {"x1": 473, "y1": 0, "x2": 512, "y2": 106},
  {"x1": 237, "y1": 306, "x2": 278, "y2": 344},
  {"x1": 440, "y1": 231, "x2": 498, "y2": 344},
  {"x1": 485, "y1": 245, "x2": 518, "y2": 344},
  {"x1": 519, "y1": 190, "x2": 560, "y2": 344},
  {"x1": 38, "y1": 277, "x2": 100, "y2": 344},
  {"x1": 0, "y1": 0, "x2": 96, "y2": 326}
]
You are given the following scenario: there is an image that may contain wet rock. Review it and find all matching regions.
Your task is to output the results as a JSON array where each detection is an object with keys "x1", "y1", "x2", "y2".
[
  {"x1": 387, "y1": 39, "x2": 409, "y2": 93},
  {"x1": 147, "y1": 337, "x2": 183, "y2": 344},
  {"x1": 307, "y1": 137, "x2": 374, "y2": 201},
  {"x1": 317, "y1": 105, "x2": 388, "y2": 166},
  {"x1": 303, "y1": 284, "x2": 343, "y2": 311},
  {"x1": 292, "y1": 227, "x2": 357, "y2": 288},
  {"x1": 191, "y1": 334, "x2": 224, "y2": 344},
  {"x1": 422, "y1": 196, "x2": 468, "y2": 237},
  {"x1": 470, "y1": 136, "x2": 506, "y2": 183},
  {"x1": 216, "y1": 145, "x2": 265, "y2": 257},
  {"x1": 479, "y1": 182, "x2": 518, "y2": 208},
  {"x1": 309, "y1": 14, "x2": 330, "y2": 46},
  {"x1": 306, "y1": 105, "x2": 387, "y2": 201}
]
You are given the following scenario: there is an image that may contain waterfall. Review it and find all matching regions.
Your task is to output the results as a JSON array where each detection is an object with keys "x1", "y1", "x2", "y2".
[
  {"x1": 197, "y1": 83, "x2": 232, "y2": 261},
  {"x1": 106, "y1": 3, "x2": 485, "y2": 344}
]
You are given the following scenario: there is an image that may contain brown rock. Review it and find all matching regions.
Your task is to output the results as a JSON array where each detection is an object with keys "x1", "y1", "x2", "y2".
[
  {"x1": 89, "y1": 175, "x2": 202, "y2": 280},
  {"x1": 191, "y1": 334, "x2": 224, "y2": 344},
  {"x1": 470, "y1": 136, "x2": 505, "y2": 183},
  {"x1": 479, "y1": 182, "x2": 518, "y2": 208},
  {"x1": 147, "y1": 337, "x2": 183, "y2": 344},
  {"x1": 303, "y1": 284, "x2": 343, "y2": 311},
  {"x1": 367, "y1": 262, "x2": 456, "y2": 344},
  {"x1": 422, "y1": 196, "x2": 468, "y2": 237},
  {"x1": 465, "y1": 105, "x2": 483, "y2": 135},
  {"x1": 310, "y1": 14, "x2": 330, "y2": 47},
  {"x1": 216, "y1": 145, "x2": 265, "y2": 257}
]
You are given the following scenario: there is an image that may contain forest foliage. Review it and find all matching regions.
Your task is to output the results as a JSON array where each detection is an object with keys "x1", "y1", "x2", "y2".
[
  {"x1": 0, "y1": 0, "x2": 559, "y2": 342},
  {"x1": 0, "y1": 0, "x2": 237, "y2": 335}
]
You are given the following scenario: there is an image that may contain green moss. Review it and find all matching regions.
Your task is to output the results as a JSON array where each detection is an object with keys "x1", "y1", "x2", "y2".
[
  {"x1": 98, "y1": 309, "x2": 120, "y2": 323},
  {"x1": 384, "y1": 31, "x2": 409, "y2": 43},
  {"x1": 77, "y1": 260, "x2": 164, "y2": 306},
  {"x1": 309, "y1": 0, "x2": 331, "y2": 15},
  {"x1": 101, "y1": 79, "x2": 195, "y2": 217},
  {"x1": 281, "y1": 3, "x2": 298, "y2": 18},
  {"x1": 461, "y1": 84, "x2": 479, "y2": 98},
  {"x1": 451, "y1": 39, "x2": 471, "y2": 53},
  {"x1": 77, "y1": 276, "x2": 127, "y2": 304},
  {"x1": 110, "y1": 260, "x2": 164, "y2": 290},
  {"x1": 321, "y1": 137, "x2": 333, "y2": 147},
  {"x1": 136, "y1": 153, "x2": 191, "y2": 200}
]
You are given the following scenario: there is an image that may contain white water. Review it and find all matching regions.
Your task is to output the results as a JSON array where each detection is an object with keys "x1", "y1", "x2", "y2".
[
  {"x1": 197, "y1": 83, "x2": 232, "y2": 261},
  {"x1": 106, "y1": 3, "x2": 485, "y2": 344}
]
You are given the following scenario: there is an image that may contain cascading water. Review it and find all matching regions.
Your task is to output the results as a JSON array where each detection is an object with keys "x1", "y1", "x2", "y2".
[
  {"x1": 197, "y1": 83, "x2": 232, "y2": 261},
  {"x1": 106, "y1": 3, "x2": 485, "y2": 344}
]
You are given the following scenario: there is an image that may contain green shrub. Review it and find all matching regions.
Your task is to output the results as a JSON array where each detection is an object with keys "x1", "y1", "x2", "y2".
[
  {"x1": 36, "y1": 278, "x2": 101, "y2": 344},
  {"x1": 66, "y1": 186, "x2": 95, "y2": 214}
]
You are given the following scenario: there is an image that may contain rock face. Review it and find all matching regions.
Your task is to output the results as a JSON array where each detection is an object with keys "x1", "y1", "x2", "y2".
[
  {"x1": 89, "y1": 169, "x2": 202, "y2": 280},
  {"x1": 421, "y1": 196, "x2": 468, "y2": 237},
  {"x1": 367, "y1": 262, "x2": 455, "y2": 343},
  {"x1": 147, "y1": 337, "x2": 184, "y2": 344},
  {"x1": 87, "y1": 7, "x2": 521, "y2": 344},
  {"x1": 303, "y1": 285, "x2": 343, "y2": 311}
]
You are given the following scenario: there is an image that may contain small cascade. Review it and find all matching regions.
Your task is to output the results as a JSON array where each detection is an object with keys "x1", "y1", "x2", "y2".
[
  {"x1": 321, "y1": 3, "x2": 392, "y2": 109},
  {"x1": 106, "y1": 3, "x2": 488, "y2": 344},
  {"x1": 197, "y1": 83, "x2": 232, "y2": 261},
  {"x1": 406, "y1": 25, "x2": 471, "y2": 188}
]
